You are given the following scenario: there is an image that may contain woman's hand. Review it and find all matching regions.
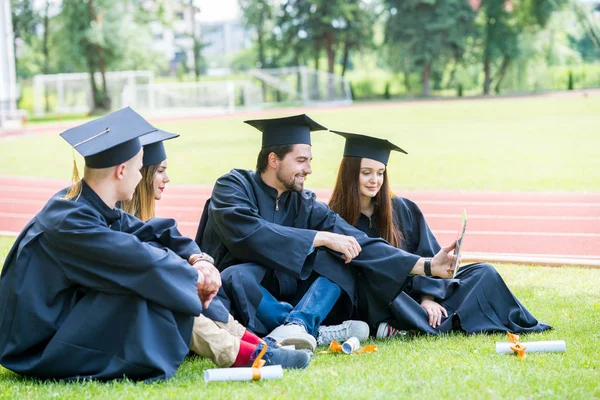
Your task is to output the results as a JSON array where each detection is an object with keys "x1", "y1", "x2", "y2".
[
  {"x1": 431, "y1": 240, "x2": 458, "y2": 278},
  {"x1": 421, "y1": 295, "x2": 448, "y2": 328}
]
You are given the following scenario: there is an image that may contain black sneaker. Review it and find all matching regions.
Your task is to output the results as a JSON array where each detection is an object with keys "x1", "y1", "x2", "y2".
[{"x1": 248, "y1": 342, "x2": 312, "y2": 370}]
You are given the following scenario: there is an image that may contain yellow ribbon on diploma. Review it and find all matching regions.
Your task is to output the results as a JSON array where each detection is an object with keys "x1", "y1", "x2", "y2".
[
  {"x1": 251, "y1": 341, "x2": 268, "y2": 380},
  {"x1": 319, "y1": 340, "x2": 378, "y2": 355},
  {"x1": 507, "y1": 332, "x2": 527, "y2": 360}
]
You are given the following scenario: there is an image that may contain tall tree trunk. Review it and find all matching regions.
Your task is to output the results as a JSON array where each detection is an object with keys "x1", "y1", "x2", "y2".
[
  {"x1": 86, "y1": 0, "x2": 109, "y2": 111},
  {"x1": 313, "y1": 43, "x2": 321, "y2": 100},
  {"x1": 483, "y1": 17, "x2": 493, "y2": 95},
  {"x1": 86, "y1": 52, "x2": 99, "y2": 112},
  {"x1": 325, "y1": 30, "x2": 335, "y2": 99},
  {"x1": 483, "y1": 54, "x2": 492, "y2": 95},
  {"x1": 422, "y1": 63, "x2": 431, "y2": 97},
  {"x1": 340, "y1": 36, "x2": 350, "y2": 77},
  {"x1": 98, "y1": 51, "x2": 108, "y2": 107},
  {"x1": 257, "y1": 27, "x2": 266, "y2": 98},
  {"x1": 190, "y1": 1, "x2": 200, "y2": 81},
  {"x1": 493, "y1": 55, "x2": 511, "y2": 94},
  {"x1": 403, "y1": 69, "x2": 412, "y2": 94},
  {"x1": 43, "y1": 0, "x2": 51, "y2": 113},
  {"x1": 340, "y1": 35, "x2": 350, "y2": 95}
]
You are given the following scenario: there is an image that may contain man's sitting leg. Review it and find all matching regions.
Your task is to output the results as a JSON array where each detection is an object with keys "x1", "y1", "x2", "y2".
[
  {"x1": 189, "y1": 314, "x2": 311, "y2": 369},
  {"x1": 265, "y1": 277, "x2": 369, "y2": 351}
]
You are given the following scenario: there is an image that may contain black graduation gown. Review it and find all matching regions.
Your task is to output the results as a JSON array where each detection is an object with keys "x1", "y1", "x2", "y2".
[
  {"x1": 356, "y1": 196, "x2": 551, "y2": 335},
  {"x1": 198, "y1": 169, "x2": 421, "y2": 335},
  {"x1": 0, "y1": 181, "x2": 204, "y2": 381}
]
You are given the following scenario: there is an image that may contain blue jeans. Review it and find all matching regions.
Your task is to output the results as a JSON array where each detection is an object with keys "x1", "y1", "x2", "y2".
[{"x1": 256, "y1": 277, "x2": 342, "y2": 337}]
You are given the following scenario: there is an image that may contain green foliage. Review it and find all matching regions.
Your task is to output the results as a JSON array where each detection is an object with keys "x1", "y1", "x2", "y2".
[
  {"x1": 384, "y1": 0, "x2": 476, "y2": 96},
  {"x1": 274, "y1": 0, "x2": 375, "y2": 71}
]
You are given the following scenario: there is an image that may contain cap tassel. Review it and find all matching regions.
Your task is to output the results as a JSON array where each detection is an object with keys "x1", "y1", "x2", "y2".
[
  {"x1": 63, "y1": 150, "x2": 83, "y2": 201},
  {"x1": 71, "y1": 151, "x2": 81, "y2": 184}
]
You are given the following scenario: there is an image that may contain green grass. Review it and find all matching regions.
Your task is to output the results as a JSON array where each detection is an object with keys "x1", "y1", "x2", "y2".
[
  {"x1": 2, "y1": 95, "x2": 600, "y2": 191},
  {"x1": 0, "y1": 234, "x2": 598, "y2": 399}
]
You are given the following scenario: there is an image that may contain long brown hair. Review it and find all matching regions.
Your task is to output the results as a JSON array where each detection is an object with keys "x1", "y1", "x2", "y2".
[
  {"x1": 121, "y1": 163, "x2": 161, "y2": 221},
  {"x1": 329, "y1": 156, "x2": 403, "y2": 248}
]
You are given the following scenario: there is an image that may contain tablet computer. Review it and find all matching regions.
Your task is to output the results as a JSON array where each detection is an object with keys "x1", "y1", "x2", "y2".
[{"x1": 452, "y1": 209, "x2": 468, "y2": 278}]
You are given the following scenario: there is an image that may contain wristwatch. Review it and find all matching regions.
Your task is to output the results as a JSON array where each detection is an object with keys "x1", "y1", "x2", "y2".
[
  {"x1": 424, "y1": 258, "x2": 432, "y2": 277},
  {"x1": 189, "y1": 252, "x2": 215, "y2": 266}
]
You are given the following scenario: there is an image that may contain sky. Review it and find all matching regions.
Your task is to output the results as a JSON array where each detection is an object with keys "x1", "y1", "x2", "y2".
[
  {"x1": 197, "y1": 0, "x2": 240, "y2": 22},
  {"x1": 30, "y1": 0, "x2": 241, "y2": 22}
]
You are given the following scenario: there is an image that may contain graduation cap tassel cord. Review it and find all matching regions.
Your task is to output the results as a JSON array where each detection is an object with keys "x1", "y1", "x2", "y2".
[{"x1": 63, "y1": 149, "x2": 83, "y2": 201}]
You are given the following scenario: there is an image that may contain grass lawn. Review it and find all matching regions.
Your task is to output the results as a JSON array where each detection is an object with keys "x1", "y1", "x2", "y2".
[
  {"x1": 0, "y1": 236, "x2": 599, "y2": 399},
  {"x1": 1, "y1": 95, "x2": 599, "y2": 398},
  {"x1": 2, "y1": 95, "x2": 600, "y2": 191}
]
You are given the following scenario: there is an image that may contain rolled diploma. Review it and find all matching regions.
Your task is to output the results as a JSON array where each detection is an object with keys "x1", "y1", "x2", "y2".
[
  {"x1": 496, "y1": 340, "x2": 566, "y2": 354},
  {"x1": 204, "y1": 365, "x2": 284, "y2": 383}
]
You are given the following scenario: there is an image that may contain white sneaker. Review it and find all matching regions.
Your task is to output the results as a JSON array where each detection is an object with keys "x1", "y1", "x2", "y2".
[
  {"x1": 266, "y1": 324, "x2": 317, "y2": 352},
  {"x1": 316, "y1": 320, "x2": 370, "y2": 346},
  {"x1": 376, "y1": 322, "x2": 407, "y2": 339}
]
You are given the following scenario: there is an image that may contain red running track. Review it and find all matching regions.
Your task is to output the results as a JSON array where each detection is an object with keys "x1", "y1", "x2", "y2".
[{"x1": 2, "y1": 175, "x2": 599, "y2": 267}]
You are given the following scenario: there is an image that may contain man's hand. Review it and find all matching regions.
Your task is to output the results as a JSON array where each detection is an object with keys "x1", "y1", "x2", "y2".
[
  {"x1": 313, "y1": 231, "x2": 362, "y2": 263},
  {"x1": 430, "y1": 240, "x2": 458, "y2": 278},
  {"x1": 421, "y1": 295, "x2": 448, "y2": 328},
  {"x1": 193, "y1": 260, "x2": 222, "y2": 308}
]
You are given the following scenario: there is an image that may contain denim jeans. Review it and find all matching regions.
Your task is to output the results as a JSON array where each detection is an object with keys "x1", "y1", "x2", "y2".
[{"x1": 256, "y1": 277, "x2": 342, "y2": 337}]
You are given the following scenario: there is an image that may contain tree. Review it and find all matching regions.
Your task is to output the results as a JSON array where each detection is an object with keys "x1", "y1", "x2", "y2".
[
  {"x1": 56, "y1": 0, "x2": 159, "y2": 113},
  {"x1": 238, "y1": 0, "x2": 273, "y2": 69},
  {"x1": 186, "y1": 1, "x2": 206, "y2": 81},
  {"x1": 477, "y1": 0, "x2": 568, "y2": 95},
  {"x1": 274, "y1": 0, "x2": 374, "y2": 99},
  {"x1": 10, "y1": 0, "x2": 37, "y2": 76},
  {"x1": 384, "y1": 0, "x2": 476, "y2": 96}
]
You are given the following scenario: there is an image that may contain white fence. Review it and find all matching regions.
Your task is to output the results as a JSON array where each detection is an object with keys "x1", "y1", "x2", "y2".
[
  {"x1": 30, "y1": 66, "x2": 352, "y2": 117},
  {"x1": 120, "y1": 80, "x2": 264, "y2": 116},
  {"x1": 248, "y1": 66, "x2": 353, "y2": 106},
  {"x1": 32, "y1": 71, "x2": 154, "y2": 116}
]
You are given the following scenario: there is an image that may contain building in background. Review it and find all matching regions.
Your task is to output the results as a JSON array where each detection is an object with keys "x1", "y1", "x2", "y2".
[
  {"x1": 148, "y1": 0, "x2": 250, "y2": 75},
  {"x1": 0, "y1": 0, "x2": 20, "y2": 127}
]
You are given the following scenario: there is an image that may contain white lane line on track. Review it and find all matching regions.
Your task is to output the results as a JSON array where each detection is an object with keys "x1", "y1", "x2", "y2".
[
  {"x1": 419, "y1": 200, "x2": 600, "y2": 207},
  {"x1": 5, "y1": 187, "x2": 600, "y2": 206},
  {"x1": 425, "y1": 214, "x2": 600, "y2": 220},
  {"x1": 466, "y1": 251, "x2": 600, "y2": 260},
  {"x1": 434, "y1": 229, "x2": 600, "y2": 237}
]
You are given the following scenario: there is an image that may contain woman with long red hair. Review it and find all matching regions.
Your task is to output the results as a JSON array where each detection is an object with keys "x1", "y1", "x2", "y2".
[{"x1": 329, "y1": 131, "x2": 551, "y2": 338}]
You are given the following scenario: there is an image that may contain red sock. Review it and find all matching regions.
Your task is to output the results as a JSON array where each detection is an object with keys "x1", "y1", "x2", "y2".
[
  {"x1": 232, "y1": 340, "x2": 258, "y2": 367},
  {"x1": 241, "y1": 330, "x2": 262, "y2": 345}
]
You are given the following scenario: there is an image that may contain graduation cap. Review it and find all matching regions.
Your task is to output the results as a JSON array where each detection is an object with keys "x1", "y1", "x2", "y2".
[
  {"x1": 244, "y1": 114, "x2": 327, "y2": 148},
  {"x1": 332, "y1": 131, "x2": 408, "y2": 165},
  {"x1": 60, "y1": 107, "x2": 156, "y2": 168},
  {"x1": 140, "y1": 129, "x2": 179, "y2": 166}
]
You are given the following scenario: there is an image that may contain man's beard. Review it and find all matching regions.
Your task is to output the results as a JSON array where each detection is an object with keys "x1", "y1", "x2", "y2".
[{"x1": 277, "y1": 169, "x2": 305, "y2": 193}]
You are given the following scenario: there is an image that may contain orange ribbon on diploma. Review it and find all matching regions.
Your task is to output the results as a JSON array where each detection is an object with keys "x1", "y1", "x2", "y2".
[
  {"x1": 320, "y1": 340, "x2": 378, "y2": 355},
  {"x1": 507, "y1": 332, "x2": 527, "y2": 360}
]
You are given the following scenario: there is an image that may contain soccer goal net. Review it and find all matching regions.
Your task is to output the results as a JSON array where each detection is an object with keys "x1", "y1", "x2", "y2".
[{"x1": 32, "y1": 71, "x2": 154, "y2": 116}]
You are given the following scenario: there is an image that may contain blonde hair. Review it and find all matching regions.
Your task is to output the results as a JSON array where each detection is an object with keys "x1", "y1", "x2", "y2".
[{"x1": 121, "y1": 163, "x2": 161, "y2": 221}]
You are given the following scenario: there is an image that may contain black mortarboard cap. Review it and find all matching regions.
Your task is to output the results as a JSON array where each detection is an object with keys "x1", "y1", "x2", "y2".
[
  {"x1": 60, "y1": 107, "x2": 157, "y2": 168},
  {"x1": 140, "y1": 129, "x2": 179, "y2": 166},
  {"x1": 244, "y1": 114, "x2": 327, "y2": 148},
  {"x1": 332, "y1": 131, "x2": 407, "y2": 165}
]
